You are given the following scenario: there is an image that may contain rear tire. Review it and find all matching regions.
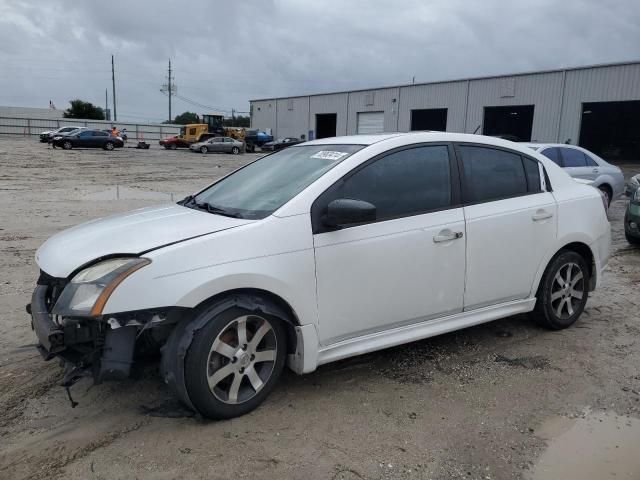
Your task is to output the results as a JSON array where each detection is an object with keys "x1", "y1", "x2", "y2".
[
  {"x1": 533, "y1": 250, "x2": 589, "y2": 330},
  {"x1": 184, "y1": 306, "x2": 287, "y2": 420},
  {"x1": 231, "y1": 146, "x2": 240, "y2": 155},
  {"x1": 598, "y1": 185, "x2": 612, "y2": 207}
]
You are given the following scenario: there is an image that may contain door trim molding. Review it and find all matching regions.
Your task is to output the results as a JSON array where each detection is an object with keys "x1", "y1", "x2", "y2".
[{"x1": 316, "y1": 297, "x2": 536, "y2": 366}]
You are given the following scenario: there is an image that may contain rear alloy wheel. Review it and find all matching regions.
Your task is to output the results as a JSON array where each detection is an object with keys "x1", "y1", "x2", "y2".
[
  {"x1": 533, "y1": 251, "x2": 589, "y2": 330},
  {"x1": 62, "y1": 141, "x2": 72, "y2": 150},
  {"x1": 231, "y1": 146, "x2": 240, "y2": 155},
  {"x1": 104, "y1": 142, "x2": 115, "y2": 151},
  {"x1": 184, "y1": 307, "x2": 286, "y2": 419},
  {"x1": 200, "y1": 146, "x2": 208, "y2": 154}
]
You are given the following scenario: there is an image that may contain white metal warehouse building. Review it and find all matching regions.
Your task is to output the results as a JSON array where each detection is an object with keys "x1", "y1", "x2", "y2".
[{"x1": 250, "y1": 61, "x2": 640, "y2": 162}]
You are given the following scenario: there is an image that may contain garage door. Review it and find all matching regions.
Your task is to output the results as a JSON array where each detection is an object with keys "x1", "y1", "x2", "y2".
[{"x1": 357, "y1": 111, "x2": 384, "y2": 134}]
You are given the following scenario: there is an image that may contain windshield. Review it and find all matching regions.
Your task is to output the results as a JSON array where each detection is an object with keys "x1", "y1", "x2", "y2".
[{"x1": 186, "y1": 144, "x2": 364, "y2": 219}]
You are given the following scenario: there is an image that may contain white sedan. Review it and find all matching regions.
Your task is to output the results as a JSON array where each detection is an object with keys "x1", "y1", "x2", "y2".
[{"x1": 30, "y1": 132, "x2": 610, "y2": 419}]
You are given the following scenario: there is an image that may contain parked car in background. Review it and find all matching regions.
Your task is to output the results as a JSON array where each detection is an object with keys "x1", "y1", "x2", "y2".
[
  {"x1": 625, "y1": 185, "x2": 640, "y2": 245},
  {"x1": 190, "y1": 136, "x2": 243, "y2": 154},
  {"x1": 524, "y1": 143, "x2": 624, "y2": 206},
  {"x1": 29, "y1": 132, "x2": 610, "y2": 420},
  {"x1": 262, "y1": 137, "x2": 303, "y2": 151},
  {"x1": 39, "y1": 126, "x2": 83, "y2": 143},
  {"x1": 244, "y1": 129, "x2": 273, "y2": 152},
  {"x1": 625, "y1": 173, "x2": 640, "y2": 197},
  {"x1": 51, "y1": 129, "x2": 124, "y2": 150},
  {"x1": 160, "y1": 136, "x2": 190, "y2": 150}
]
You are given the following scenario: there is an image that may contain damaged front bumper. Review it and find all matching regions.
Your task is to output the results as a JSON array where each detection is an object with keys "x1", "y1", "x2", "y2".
[{"x1": 28, "y1": 284, "x2": 181, "y2": 390}]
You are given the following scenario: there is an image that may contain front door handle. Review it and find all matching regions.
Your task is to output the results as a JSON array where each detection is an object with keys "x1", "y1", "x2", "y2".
[
  {"x1": 433, "y1": 230, "x2": 464, "y2": 243},
  {"x1": 592, "y1": 168, "x2": 599, "y2": 174},
  {"x1": 532, "y1": 210, "x2": 553, "y2": 221}
]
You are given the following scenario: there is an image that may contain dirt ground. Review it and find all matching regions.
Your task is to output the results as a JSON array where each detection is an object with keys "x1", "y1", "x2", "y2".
[{"x1": 0, "y1": 137, "x2": 639, "y2": 480}]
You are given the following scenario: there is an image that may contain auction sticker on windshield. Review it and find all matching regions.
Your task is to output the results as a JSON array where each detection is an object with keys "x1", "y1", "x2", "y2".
[{"x1": 310, "y1": 151, "x2": 350, "y2": 161}]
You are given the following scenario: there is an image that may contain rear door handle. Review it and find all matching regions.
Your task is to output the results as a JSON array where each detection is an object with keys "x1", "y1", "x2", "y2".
[
  {"x1": 433, "y1": 230, "x2": 464, "y2": 243},
  {"x1": 532, "y1": 210, "x2": 553, "y2": 221}
]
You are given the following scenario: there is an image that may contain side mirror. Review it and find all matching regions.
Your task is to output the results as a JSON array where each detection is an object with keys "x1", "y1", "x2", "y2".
[{"x1": 324, "y1": 199, "x2": 376, "y2": 228}]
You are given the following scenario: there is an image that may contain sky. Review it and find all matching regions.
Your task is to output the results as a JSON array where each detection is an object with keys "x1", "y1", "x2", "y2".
[{"x1": 1, "y1": 0, "x2": 639, "y2": 123}]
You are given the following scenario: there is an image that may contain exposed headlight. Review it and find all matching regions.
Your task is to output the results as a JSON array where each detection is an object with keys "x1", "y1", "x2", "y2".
[
  {"x1": 53, "y1": 136, "x2": 62, "y2": 140},
  {"x1": 52, "y1": 257, "x2": 150, "y2": 316}
]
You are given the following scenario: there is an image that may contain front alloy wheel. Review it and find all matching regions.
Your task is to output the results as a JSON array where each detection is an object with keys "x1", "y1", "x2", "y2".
[
  {"x1": 62, "y1": 141, "x2": 72, "y2": 150},
  {"x1": 533, "y1": 250, "x2": 589, "y2": 330},
  {"x1": 104, "y1": 142, "x2": 115, "y2": 151},
  {"x1": 184, "y1": 306, "x2": 287, "y2": 419},
  {"x1": 207, "y1": 316, "x2": 277, "y2": 404},
  {"x1": 200, "y1": 146, "x2": 208, "y2": 154}
]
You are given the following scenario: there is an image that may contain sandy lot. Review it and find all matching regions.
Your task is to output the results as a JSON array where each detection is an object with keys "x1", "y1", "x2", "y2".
[{"x1": 0, "y1": 137, "x2": 639, "y2": 480}]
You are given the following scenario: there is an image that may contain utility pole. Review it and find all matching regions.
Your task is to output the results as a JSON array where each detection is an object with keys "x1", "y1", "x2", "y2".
[
  {"x1": 105, "y1": 89, "x2": 108, "y2": 121},
  {"x1": 161, "y1": 60, "x2": 175, "y2": 123},
  {"x1": 168, "y1": 59, "x2": 172, "y2": 123},
  {"x1": 231, "y1": 108, "x2": 235, "y2": 126},
  {"x1": 111, "y1": 55, "x2": 117, "y2": 121}
]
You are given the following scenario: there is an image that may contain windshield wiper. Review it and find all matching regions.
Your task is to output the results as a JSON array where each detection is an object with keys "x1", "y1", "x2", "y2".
[
  {"x1": 195, "y1": 201, "x2": 243, "y2": 219},
  {"x1": 177, "y1": 194, "x2": 196, "y2": 206}
]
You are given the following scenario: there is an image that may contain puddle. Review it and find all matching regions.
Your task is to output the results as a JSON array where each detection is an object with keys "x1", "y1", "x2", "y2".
[
  {"x1": 528, "y1": 409, "x2": 640, "y2": 479},
  {"x1": 79, "y1": 185, "x2": 176, "y2": 201}
]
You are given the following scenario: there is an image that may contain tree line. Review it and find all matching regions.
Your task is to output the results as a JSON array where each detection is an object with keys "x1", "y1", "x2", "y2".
[{"x1": 61, "y1": 100, "x2": 249, "y2": 127}]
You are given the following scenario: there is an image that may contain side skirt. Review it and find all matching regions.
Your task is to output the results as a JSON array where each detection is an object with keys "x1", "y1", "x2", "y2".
[{"x1": 315, "y1": 298, "x2": 537, "y2": 368}]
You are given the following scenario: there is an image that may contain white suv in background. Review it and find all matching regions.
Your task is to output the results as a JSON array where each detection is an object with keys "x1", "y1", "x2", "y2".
[{"x1": 29, "y1": 132, "x2": 610, "y2": 419}]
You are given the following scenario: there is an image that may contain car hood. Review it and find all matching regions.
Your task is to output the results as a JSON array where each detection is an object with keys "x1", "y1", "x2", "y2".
[{"x1": 36, "y1": 204, "x2": 253, "y2": 278}]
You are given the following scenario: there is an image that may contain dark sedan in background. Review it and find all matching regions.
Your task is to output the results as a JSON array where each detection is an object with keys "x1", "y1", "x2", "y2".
[
  {"x1": 51, "y1": 129, "x2": 124, "y2": 150},
  {"x1": 261, "y1": 137, "x2": 303, "y2": 151}
]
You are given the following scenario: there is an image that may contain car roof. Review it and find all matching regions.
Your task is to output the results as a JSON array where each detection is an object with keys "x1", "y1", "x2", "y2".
[
  {"x1": 522, "y1": 143, "x2": 581, "y2": 150},
  {"x1": 303, "y1": 131, "x2": 550, "y2": 151},
  {"x1": 304, "y1": 133, "x2": 409, "y2": 146}
]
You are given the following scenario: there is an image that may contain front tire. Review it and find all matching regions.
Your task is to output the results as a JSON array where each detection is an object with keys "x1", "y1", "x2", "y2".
[
  {"x1": 200, "y1": 146, "x2": 208, "y2": 154},
  {"x1": 533, "y1": 251, "x2": 589, "y2": 330},
  {"x1": 104, "y1": 141, "x2": 115, "y2": 151},
  {"x1": 170, "y1": 143, "x2": 177, "y2": 150},
  {"x1": 62, "y1": 141, "x2": 72, "y2": 150},
  {"x1": 626, "y1": 232, "x2": 640, "y2": 246},
  {"x1": 184, "y1": 306, "x2": 287, "y2": 419}
]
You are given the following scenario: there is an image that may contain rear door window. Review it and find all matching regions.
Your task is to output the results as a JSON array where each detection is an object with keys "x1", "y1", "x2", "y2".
[
  {"x1": 458, "y1": 146, "x2": 528, "y2": 203},
  {"x1": 523, "y1": 157, "x2": 542, "y2": 193},
  {"x1": 584, "y1": 154, "x2": 599, "y2": 167},
  {"x1": 540, "y1": 147, "x2": 562, "y2": 166},
  {"x1": 560, "y1": 148, "x2": 587, "y2": 167}
]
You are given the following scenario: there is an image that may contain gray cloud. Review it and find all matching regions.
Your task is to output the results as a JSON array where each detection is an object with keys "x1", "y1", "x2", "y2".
[{"x1": 0, "y1": 0, "x2": 638, "y2": 122}]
